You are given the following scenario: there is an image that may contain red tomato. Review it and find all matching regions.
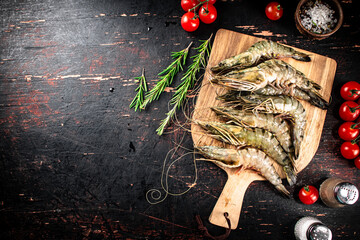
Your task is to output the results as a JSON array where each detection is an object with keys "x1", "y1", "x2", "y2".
[
  {"x1": 181, "y1": 12, "x2": 200, "y2": 32},
  {"x1": 354, "y1": 157, "x2": 360, "y2": 169},
  {"x1": 181, "y1": 0, "x2": 199, "y2": 12},
  {"x1": 340, "y1": 141, "x2": 360, "y2": 159},
  {"x1": 199, "y1": 3, "x2": 217, "y2": 24},
  {"x1": 208, "y1": 0, "x2": 217, "y2": 4},
  {"x1": 339, "y1": 101, "x2": 360, "y2": 121},
  {"x1": 299, "y1": 185, "x2": 319, "y2": 205},
  {"x1": 338, "y1": 122, "x2": 360, "y2": 141},
  {"x1": 340, "y1": 81, "x2": 360, "y2": 101},
  {"x1": 265, "y1": 2, "x2": 283, "y2": 21}
]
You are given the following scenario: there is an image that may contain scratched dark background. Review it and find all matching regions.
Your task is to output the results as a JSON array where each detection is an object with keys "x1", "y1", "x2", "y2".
[{"x1": 1, "y1": 0, "x2": 360, "y2": 239}]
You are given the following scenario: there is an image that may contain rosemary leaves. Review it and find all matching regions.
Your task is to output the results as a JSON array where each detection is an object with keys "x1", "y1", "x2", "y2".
[
  {"x1": 129, "y1": 34, "x2": 212, "y2": 135},
  {"x1": 141, "y1": 42, "x2": 192, "y2": 110},
  {"x1": 129, "y1": 69, "x2": 147, "y2": 112},
  {"x1": 157, "y1": 35, "x2": 212, "y2": 135}
]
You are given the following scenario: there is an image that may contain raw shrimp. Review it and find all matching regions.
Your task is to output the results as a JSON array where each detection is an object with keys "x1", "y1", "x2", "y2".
[
  {"x1": 196, "y1": 121, "x2": 297, "y2": 186},
  {"x1": 255, "y1": 86, "x2": 328, "y2": 109},
  {"x1": 210, "y1": 40, "x2": 311, "y2": 73},
  {"x1": 210, "y1": 59, "x2": 328, "y2": 109},
  {"x1": 218, "y1": 86, "x2": 328, "y2": 109},
  {"x1": 196, "y1": 146, "x2": 290, "y2": 197}
]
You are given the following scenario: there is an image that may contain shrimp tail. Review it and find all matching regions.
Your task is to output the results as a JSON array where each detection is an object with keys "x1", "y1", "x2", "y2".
[
  {"x1": 310, "y1": 80, "x2": 322, "y2": 90},
  {"x1": 275, "y1": 184, "x2": 291, "y2": 198},
  {"x1": 304, "y1": 89, "x2": 329, "y2": 109},
  {"x1": 292, "y1": 53, "x2": 311, "y2": 62},
  {"x1": 283, "y1": 165, "x2": 297, "y2": 186}
]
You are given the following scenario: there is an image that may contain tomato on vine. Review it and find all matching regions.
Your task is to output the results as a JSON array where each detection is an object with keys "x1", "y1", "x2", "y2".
[
  {"x1": 199, "y1": 3, "x2": 217, "y2": 24},
  {"x1": 340, "y1": 81, "x2": 360, "y2": 101},
  {"x1": 338, "y1": 122, "x2": 360, "y2": 141},
  {"x1": 181, "y1": 0, "x2": 200, "y2": 12},
  {"x1": 339, "y1": 101, "x2": 360, "y2": 121},
  {"x1": 181, "y1": 12, "x2": 200, "y2": 32},
  {"x1": 340, "y1": 141, "x2": 360, "y2": 159},
  {"x1": 299, "y1": 185, "x2": 319, "y2": 205},
  {"x1": 265, "y1": 2, "x2": 283, "y2": 21}
]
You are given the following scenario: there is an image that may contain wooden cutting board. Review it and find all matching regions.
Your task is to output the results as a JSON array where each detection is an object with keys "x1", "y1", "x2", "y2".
[{"x1": 191, "y1": 29, "x2": 336, "y2": 229}]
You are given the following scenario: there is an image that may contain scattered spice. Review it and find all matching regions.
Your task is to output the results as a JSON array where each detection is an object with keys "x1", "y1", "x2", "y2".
[{"x1": 300, "y1": 0, "x2": 337, "y2": 34}]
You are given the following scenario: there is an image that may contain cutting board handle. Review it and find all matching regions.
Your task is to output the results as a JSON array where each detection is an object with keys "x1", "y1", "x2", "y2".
[{"x1": 209, "y1": 170, "x2": 256, "y2": 229}]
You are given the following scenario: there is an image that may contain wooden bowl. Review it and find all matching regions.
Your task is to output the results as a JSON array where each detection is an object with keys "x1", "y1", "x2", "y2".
[{"x1": 295, "y1": 0, "x2": 343, "y2": 40}]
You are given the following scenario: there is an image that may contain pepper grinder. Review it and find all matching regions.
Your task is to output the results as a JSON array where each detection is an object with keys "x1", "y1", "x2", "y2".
[
  {"x1": 294, "y1": 216, "x2": 332, "y2": 240},
  {"x1": 319, "y1": 177, "x2": 359, "y2": 208}
]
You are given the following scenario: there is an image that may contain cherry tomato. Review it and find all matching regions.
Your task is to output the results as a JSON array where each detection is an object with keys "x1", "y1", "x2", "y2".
[
  {"x1": 354, "y1": 157, "x2": 360, "y2": 169},
  {"x1": 340, "y1": 81, "x2": 360, "y2": 101},
  {"x1": 338, "y1": 122, "x2": 360, "y2": 141},
  {"x1": 340, "y1": 141, "x2": 360, "y2": 159},
  {"x1": 265, "y1": 2, "x2": 283, "y2": 21},
  {"x1": 199, "y1": 3, "x2": 217, "y2": 24},
  {"x1": 181, "y1": 0, "x2": 199, "y2": 12},
  {"x1": 181, "y1": 12, "x2": 200, "y2": 32},
  {"x1": 299, "y1": 185, "x2": 319, "y2": 205},
  {"x1": 208, "y1": 0, "x2": 217, "y2": 4},
  {"x1": 339, "y1": 101, "x2": 360, "y2": 121}
]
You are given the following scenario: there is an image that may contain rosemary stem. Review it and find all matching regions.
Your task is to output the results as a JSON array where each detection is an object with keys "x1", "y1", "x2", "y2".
[
  {"x1": 141, "y1": 42, "x2": 193, "y2": 110},
  {"x1": 129, "y1": 68, "x2": 147, "y2": 112},
  {"x1": 156, "y1": 34, "x2": 213, "y2": 135}
]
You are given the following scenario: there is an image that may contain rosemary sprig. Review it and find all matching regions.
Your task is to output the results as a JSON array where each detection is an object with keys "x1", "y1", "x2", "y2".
[
  {"x1": 141, "y1": 42, "x2": 192, "y2": 110},
  {"x1": 156, "y1": 34, "x2": 213, "y2": 135},
  {"x1": 129, "y1": 69, "x2": 147, "y2": 112}
]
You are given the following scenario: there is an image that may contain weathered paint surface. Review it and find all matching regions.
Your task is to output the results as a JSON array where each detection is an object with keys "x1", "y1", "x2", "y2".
[{"x1": 0, "y1": 0, "x2": 359, "y2": 239}]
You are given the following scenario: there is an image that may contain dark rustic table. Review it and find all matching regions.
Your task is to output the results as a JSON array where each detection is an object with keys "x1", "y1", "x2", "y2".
[{"x1": 1, "y1": 0, "x2": 359, "y2": 239}]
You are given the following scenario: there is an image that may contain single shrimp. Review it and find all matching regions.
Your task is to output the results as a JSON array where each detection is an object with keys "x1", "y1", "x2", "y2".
[
  {"x1": 210, "y1": 40, "x2": 310, "y2": 73},
  {"x1": 254, "y1": 86, "x2": 328, "y2": 109},
  {"x1": 210, "y1": 59, "x2": 328, "y2": 109},
  {"x1": 196, "y1": 121, "x2": 297, "y2": 186},
  {"x1": 211, "y1": 106, "x2": 294, "y2": 154},
  {"x1": 196, "y1": 146, "x2": 290, "y2": 197},
  {"x1": 218, "y1": 86, "x2": 328, "y2": 109}
]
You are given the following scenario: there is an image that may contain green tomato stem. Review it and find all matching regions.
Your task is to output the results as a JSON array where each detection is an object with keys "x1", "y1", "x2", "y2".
[
  {"x1": 349, "y1": 89, "x2": 360, "y2": 97},
  {"x1": 188, "y1": 0, "x2": 210, "y2": 13},
  {"x1": 351, "y1": 122, "x2": 360, "y2": 129}
]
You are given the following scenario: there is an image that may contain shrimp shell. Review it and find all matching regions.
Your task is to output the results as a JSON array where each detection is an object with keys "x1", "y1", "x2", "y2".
[
  {"x1": 211, "y1": 106, "x2": 293, "y2": 154},
  {"x1": 210, "y1": 40, "x2": 311, "y2": 73},
  {"x1": 196, "y1": 121, "x2": 297, "y2": 186},
  {"x1": 196, "y1": 146, "x2": 290, "y2": 197}
]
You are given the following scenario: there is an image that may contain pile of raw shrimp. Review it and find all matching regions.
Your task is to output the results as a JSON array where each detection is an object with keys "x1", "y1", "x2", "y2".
[{"x1": 195, "y1": 40, "x2": 329, "y2": 197}]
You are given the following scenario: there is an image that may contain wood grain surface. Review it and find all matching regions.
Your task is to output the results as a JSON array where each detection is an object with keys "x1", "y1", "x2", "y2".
[
  {"x1": 1, "y1": 0, "x2": 359, "y2": 239},
  {"x1": 191, "y1": 29, "x2": 336, "y2": 229}
]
